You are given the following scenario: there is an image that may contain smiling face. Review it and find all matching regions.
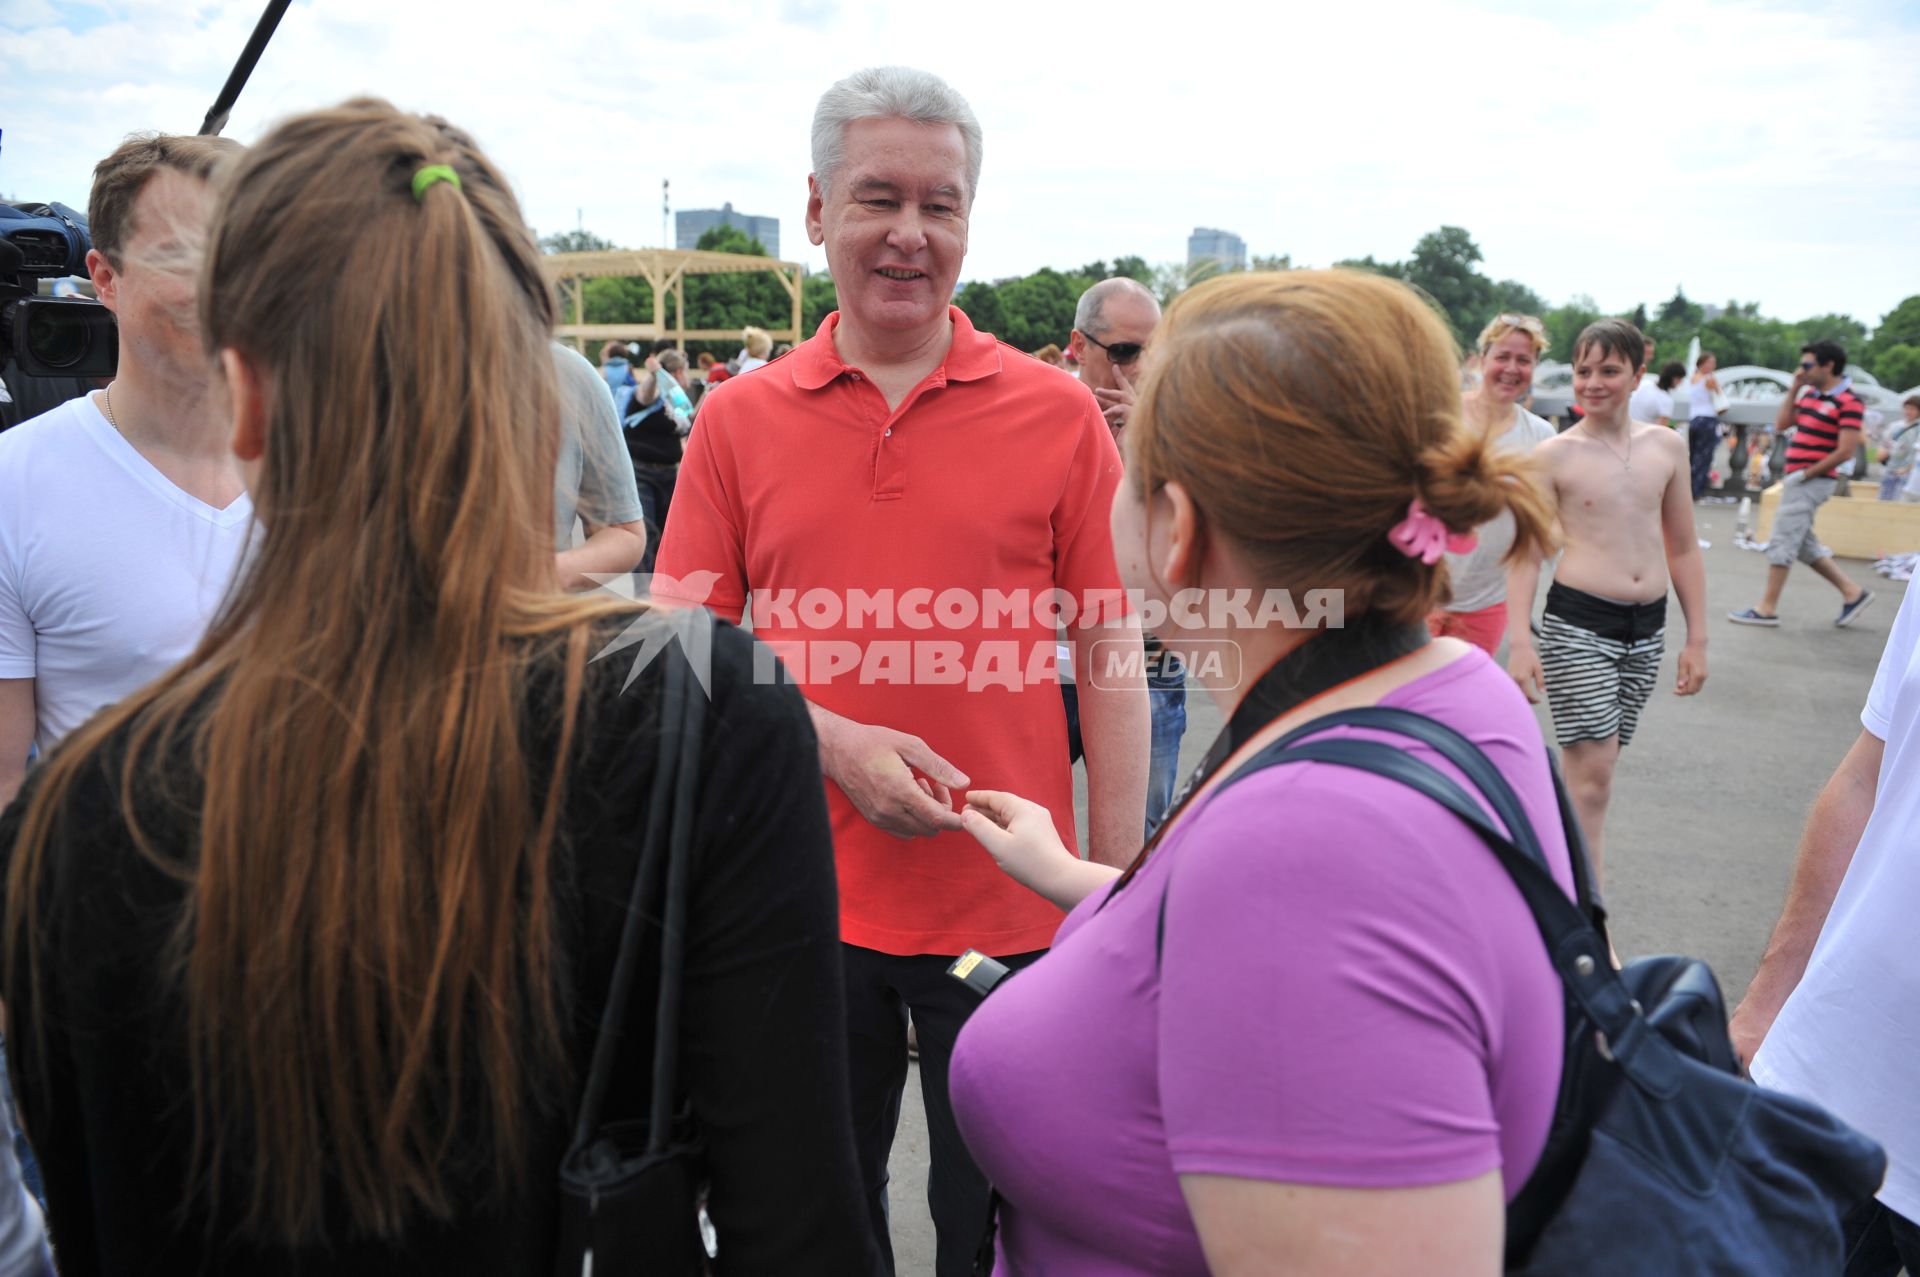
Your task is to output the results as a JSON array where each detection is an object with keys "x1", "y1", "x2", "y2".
[
  {"x1": 1573, "y1": 340, "x2": 1639, "y2": 418},
  {"x1": 807, "y1": 116, "x2": 970, "y2": 344},
  {"x1": 1479, "y1": 329, "x2": 1539, "y2": 405}
]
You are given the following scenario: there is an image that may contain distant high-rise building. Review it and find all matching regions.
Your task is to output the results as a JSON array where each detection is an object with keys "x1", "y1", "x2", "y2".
[
  {"x1": 1187, "y1": 227, "x2": 1247, "y2": 274},
  {"x1": 676, "y1": 202, "x2": 781, "y2": 258}
]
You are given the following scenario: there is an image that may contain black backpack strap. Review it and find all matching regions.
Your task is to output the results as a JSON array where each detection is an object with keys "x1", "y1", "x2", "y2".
[
  {"x1": 1153, "y1": 724, "x2": 1677, "y2": 1098},
  {"x1": 1239, "y1": 707, "x2": 1607, "y2": 926},
  {"x1": 649, "y1": 623, "x2": 706, "y2": 1150},
  {"x1": 568, "y1": 612, "x2": 704, "y2": 1156},
  {"x1": 1240, "y1": 707, "x2": 1548, "y2": 863},
  {"x1": 1284, "y1": 707, "x2": 1607, "y2": 928}
]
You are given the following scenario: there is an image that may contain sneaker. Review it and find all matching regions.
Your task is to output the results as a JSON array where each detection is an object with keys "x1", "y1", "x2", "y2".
[
  {"x1": 1727, "y1": 608, "x2": 1781, "y2": 626},
  {"x1": 1836, "y1": 592, "x2": 1876, "y2": 628}
]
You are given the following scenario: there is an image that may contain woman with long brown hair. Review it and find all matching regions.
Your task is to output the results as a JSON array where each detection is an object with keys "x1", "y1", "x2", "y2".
[
  {"x1": 0, "y1": 99, "x2": 877, "y2": 1275},
  {"x1": 949, "y1": 270, "x2": 1570, "y2": 1274}
]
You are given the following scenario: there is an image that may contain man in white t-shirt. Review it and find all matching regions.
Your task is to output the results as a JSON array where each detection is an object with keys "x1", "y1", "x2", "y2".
[
  {"x1": 0, "y1": 133, "x2": 249, "y2": 806},
  {"x1": 1733, "y1": 582, "x2": 1920, "y2": 1271},
  {"x1": 1629, "y1": 360, "x2": 1685, "y2": 429},
  {"x1": 550, "y1": 340, "x2": 646, "y2": 588}
]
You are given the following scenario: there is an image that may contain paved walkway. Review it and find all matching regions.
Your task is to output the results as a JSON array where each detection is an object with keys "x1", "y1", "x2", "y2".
[{"x1": 886, "y1": 517, "x2": 1909, "y2": 1271}]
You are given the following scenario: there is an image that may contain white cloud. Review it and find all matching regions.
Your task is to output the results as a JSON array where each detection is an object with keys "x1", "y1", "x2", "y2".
[{"x1": 4, "y1": 0, "x2": 1916, "y2": 324}]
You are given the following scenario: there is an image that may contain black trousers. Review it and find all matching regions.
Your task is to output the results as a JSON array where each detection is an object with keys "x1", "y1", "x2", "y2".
[
  {"x1": 1688, "y1": 416, "x2": 1718, "y2": 498},
  {"x1": 842, "y1": 944, "x2": 1044, "y2": 1277},
  {"x1": 630, "y1": 462, "x2": 677, "y2": 576},
  {"x1": 1842, "y1": 1197, "x2": 1920, "y2": 1276}
]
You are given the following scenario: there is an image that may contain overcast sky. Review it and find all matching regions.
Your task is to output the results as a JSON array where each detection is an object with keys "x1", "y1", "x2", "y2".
[{"x1": 5, "y1": 0, "x2": 1917, "y2": 327}]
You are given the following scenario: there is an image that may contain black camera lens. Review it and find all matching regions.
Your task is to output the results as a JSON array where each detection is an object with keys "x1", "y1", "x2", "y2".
[{"x1": 25, "y1": 302, "x2": 95, "y2": 370}]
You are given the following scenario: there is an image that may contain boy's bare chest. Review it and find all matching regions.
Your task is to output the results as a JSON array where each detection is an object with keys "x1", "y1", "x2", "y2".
[{"x1": 1550, "y1": 441, "x2": 1670, "y2": 523}]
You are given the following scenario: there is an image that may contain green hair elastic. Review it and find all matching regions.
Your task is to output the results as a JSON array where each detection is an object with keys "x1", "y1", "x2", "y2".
[{"x1": 411, "y1": 164, "x2": 462, "y2": 201}]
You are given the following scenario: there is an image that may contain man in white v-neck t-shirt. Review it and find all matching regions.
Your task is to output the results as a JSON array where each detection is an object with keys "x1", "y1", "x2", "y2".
[
  {"x1": 1737, "y1": 582, "x2": 1920, "y2": 1270},
  {"x1": 0, "y1": 133, "x2": 247, "y2": 807}
]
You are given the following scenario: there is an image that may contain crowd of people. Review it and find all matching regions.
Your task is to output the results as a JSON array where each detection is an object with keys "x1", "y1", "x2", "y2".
[{"x1": 0, "y1": 64, "x2": 1916, "y2": 1277}]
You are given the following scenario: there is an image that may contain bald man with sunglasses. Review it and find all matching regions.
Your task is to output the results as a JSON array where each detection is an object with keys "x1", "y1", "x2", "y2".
[{"x1": 1068, "y1": 277, "x2": 1158, "y2": 444}]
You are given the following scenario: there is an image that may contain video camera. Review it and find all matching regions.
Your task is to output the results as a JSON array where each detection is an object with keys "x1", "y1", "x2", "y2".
[{"x1": 1, "y1": 201, "x2": 118, "y2": 379}]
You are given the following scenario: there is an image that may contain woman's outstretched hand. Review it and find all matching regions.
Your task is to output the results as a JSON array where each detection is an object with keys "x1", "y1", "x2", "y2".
[{"x1": 961, "y1": 790, "x2": 1121, "y2": 912}]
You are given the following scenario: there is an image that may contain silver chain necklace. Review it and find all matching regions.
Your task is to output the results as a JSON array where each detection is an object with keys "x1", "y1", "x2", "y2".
[
  {"x1": 1577, "y1": 423, "x2": 1631, "y2": 470},
  {"x1": 100, "y1": 384, "x2": 120, "y2": 432}
]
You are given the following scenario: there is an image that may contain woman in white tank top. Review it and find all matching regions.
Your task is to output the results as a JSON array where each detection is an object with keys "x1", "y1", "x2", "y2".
[{"x1": 1688, "y1": 353, "x2": 1722, "y2": 421}]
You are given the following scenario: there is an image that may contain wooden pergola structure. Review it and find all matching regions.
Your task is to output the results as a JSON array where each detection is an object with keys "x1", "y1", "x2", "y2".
[{"x1": 541, "y1": 248, "x2": 807, "y2": 353}]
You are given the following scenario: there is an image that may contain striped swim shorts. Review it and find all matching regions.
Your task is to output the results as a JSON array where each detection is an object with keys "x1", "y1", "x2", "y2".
[{"x1": 1538, "y1": 582, "x2": 1667, "y2": 748}]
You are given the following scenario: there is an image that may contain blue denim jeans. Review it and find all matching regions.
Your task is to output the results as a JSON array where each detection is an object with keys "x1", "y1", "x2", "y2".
[
  {"x1": 1143, "y1": 660, "x2": 1188, "y2": 838},
  {"x1": 1060, "y1": 656, "x2": 1188, "y2": 841}
]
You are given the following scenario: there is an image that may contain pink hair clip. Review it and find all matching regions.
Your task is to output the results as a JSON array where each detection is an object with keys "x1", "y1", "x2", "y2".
[{"x1": 1388, "y1": 499, "x2": 1477, "y2": 565}]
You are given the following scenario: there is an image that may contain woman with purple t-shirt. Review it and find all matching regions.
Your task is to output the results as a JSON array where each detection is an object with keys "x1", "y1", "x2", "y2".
[{"x1": 950, "y1": 270, "x2": 1572, "y2": 1275}]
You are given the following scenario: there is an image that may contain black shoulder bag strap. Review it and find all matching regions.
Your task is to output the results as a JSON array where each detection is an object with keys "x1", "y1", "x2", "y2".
[
  {"x1": 1159, "y1": 709, "x2": 1677, "y2": 1096},
  {"x1": 569, "y1": 620, "x2": 705, "y2": 1161},
  {"x1": 1275, "y1": 707, "x2": 1607, "y2": 925}
]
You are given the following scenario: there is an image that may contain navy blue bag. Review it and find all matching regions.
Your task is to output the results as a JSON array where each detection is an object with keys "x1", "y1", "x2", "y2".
[{"x1": 1200, "y1": 706, "x2": 1887, "y2": 1275}]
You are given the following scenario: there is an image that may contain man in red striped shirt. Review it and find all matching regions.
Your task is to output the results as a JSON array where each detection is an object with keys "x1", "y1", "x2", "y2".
[{"x1": 1729, "y1": 341, "x2": 1875, "y2": 628}]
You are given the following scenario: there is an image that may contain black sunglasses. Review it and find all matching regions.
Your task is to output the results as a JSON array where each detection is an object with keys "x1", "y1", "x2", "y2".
[{"x1": 1082, "y1": 332, "x2": 1146, "y2": 365}]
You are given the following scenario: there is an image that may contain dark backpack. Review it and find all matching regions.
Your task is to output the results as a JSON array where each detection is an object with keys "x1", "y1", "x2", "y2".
[{"x1": 1178, "y1": 705, "x2": 1886, "y2": 1274}]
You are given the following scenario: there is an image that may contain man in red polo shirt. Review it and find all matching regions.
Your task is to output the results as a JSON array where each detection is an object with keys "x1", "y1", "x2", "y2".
[
  {"x1": 654, "y1": 66, "x2": 1147, "y2": 1275},
  {"x1": 1729, "y1": 340, "x2": 1875, "y2": 629}
]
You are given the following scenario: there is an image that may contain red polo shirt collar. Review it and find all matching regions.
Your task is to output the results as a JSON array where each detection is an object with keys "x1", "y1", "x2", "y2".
[{"x1": 788, "y1": 306, "x2": 1002, "y2": 391}]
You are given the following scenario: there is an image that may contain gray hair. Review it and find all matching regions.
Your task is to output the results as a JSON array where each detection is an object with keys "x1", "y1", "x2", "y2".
[
  {"x1": 658, "y1": 348, "x2": 688, "y2": 373},
  {"x1": 1074, "y1": 277, "x2": 1159, "y2": 338},
  {"x1": 811, "y1": 66, "x2": 983, "y2": 204}
]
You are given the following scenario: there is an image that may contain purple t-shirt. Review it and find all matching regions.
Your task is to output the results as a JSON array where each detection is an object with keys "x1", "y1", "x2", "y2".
[{"x1": 949, "y1": 650, "x2": 1573, "y2": 1275}]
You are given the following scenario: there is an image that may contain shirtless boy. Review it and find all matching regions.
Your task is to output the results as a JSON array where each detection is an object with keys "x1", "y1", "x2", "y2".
[{"x1": 1506, "y1": 319, "x2": 1708, "y2": 883}]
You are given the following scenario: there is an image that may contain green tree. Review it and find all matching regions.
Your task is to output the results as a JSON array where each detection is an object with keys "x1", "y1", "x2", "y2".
[
  {"x1": 954, "y1": 279, "x2": 1008, "y2": 340},
  {"x1": 991, "y1": 267, "x2": 1089, "y2": 349},
  {"x1": 1873, "y1": 344, "x2": 1920, "y2": 393},
  {"x1": 1489, "y1": 278, "x2": 1549, "y2": 321},
  {"x1": 581, "y1": 275, "x2": 653, "y2": 324},
  {"x1": 540, "y1": 228, "x2": 616, "y2": 254},
  {"x1": 1332, "y1": 254, "x2": 1404, "y2": 279},
  {"x1": 1251, "y1": 253, "x2": 1293, "y2": 272},
  {"x1": 1544, "y1": 296, "x2": 1605, "y2": 363},
  {"x1": 1657, "y1": 289, "x2": 1703, "y2": 328},
  {"x1": 1109, "y1": 255, "x2": 1152, "y2": 283},
  {"x1": 1402, "y1": 226, "x2": 1495, "y2": 345},
  {"x1": 1868, "y1": 296, "x2": 1920, "y2": 379},
  {"x1": 1331, "y1": 234, "x2": 1513, "y2": 346},
  {"x1": 802, "y1": 273, "x2": 838, "y2": 333},
  {"x1": 1692, "y1": 311, "x2": 1800, "y2": 370},
  {"x1": 682, "y1": 222, "x2": 789, "y2": 338},
  {"x1": 695, "y1": 224, "x2": 767, "y2": 256},
  {"x1": 1792, "y1": 313, "x2": 1868, "y2": 366},
  {"x1": 1148, "y1": 259, "x2": 1224, "y2": 308}
]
